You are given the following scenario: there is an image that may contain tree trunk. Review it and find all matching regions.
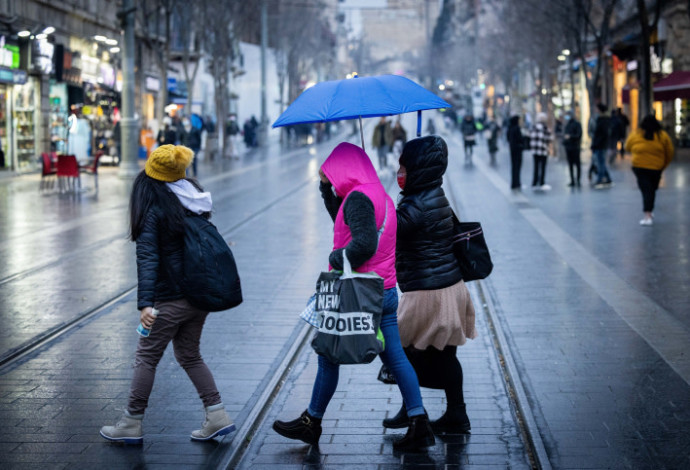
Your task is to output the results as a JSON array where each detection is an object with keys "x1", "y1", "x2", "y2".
[{"x1": 637, "y1": 0, "x2": 653, "y2": 119}]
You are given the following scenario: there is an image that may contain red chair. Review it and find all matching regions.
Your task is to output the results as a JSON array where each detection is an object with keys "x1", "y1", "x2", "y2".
[
  {"x1": 40, "y1": 152, "x2": 58, "y2": 191},
  {"x1": 56, "y1": 154, "x2": 81, "y2": 193},
  {"x1": 80, "y1": 151, "x2": 102, "y2": 192}
]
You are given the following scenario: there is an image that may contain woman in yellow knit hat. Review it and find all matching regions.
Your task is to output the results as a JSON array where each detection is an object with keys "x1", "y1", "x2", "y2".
[
  {"x1": 100, "y1": 145, "x2": 235, "y2": 444},
  {"x1": 624, "y1": 115, "x2": 674, "y2": 226}
]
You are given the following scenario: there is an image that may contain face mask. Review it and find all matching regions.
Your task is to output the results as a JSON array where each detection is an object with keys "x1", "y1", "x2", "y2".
[
  {"x1": 331, "y1": 185, "x2": 338, "y2": 198},
  {"x1": 564, "y1": 115, "x2": 571, "y2": 121},
  {"x1": 397, "y1": 168, "x2": 406, "y2": 190}
]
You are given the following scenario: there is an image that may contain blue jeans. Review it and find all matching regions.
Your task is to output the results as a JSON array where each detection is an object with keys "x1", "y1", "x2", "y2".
[
  {"x1": 307, "y1": 288, "x2": 425, "y2": 419},
  {"x1": 593, "y1": 149, "x2": 611, "y2": 183}
]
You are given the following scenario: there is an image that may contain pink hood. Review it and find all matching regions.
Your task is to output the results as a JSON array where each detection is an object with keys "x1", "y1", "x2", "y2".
[{"x1": 322, "y1": 142, "x2": 397, "y2": 288}]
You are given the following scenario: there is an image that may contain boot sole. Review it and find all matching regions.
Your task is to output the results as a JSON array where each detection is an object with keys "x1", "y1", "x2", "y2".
[
  {"x1": 190, "y1": 423, "x2": 236, "y2": 441},
  {"x1": 271, "y1": 422, "x2": 319, "y2": 446},
  {"x1": 99, "y1": 431, "x2": 143, "y2": 445},
  {"x1": 382, "y1": 419, "x2": 410, "y2": 429},
  {"x1": 431, "y1": 424, "x2": 471, "y2": 435}
]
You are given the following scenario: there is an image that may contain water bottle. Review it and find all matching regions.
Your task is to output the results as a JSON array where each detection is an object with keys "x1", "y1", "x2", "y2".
[{"x1": 136, "y1": 308, "x2": 159, "y2": 337}]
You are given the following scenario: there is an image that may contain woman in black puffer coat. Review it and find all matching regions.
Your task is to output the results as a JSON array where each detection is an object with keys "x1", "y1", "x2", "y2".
[{"x1": 384, "y1": 135, "x2": 476, "y2": 435}]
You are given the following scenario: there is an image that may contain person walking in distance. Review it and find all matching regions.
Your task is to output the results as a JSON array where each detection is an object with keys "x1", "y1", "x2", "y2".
[
  {"x1": 625, "y1": 114, "x2": 674, "y2": 226},
  {"x1": 372, "y1": 117, "x2": 393, "y2": 170},
  {"x1": 272, "y1": 142, "x2": 435, "y2": 452},
  {"x1": 562, "y1": 111, "x2": 583, "y2": 187},
  {"x1": 529, "y1": 112, "x2": 553, "y2": 191},
  {"x1": 591, "y1": 103, "x2": 613, "y2": 188},
  {"x1": 507, "y1": 115, "x2": 524, "y2": 190},
  {"x1": 386, "y1": 135, "x2": 477, "y2": 435},
  {"x1": 460, "y1": 114, "x2": 477, "y2": 165},
  {"x1": 100, "y1": 145, "x2": 235, "y2": 444}
]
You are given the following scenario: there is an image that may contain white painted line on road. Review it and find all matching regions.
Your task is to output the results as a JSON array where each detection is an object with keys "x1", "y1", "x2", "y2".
[
  {"x1": 519, "y1": 207, "x2": 690, "y2": 386},
  {"x1": 465, "y1": 136, "x2": 690, "y2": 386}
]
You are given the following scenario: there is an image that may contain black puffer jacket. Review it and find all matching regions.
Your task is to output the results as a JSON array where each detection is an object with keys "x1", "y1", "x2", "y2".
[
  {"x1": 136, "y1": 205, "x2": 185, "y2": 310},
  {"x1": 396, "y1": 136, "x2": 462, "y2": 292}
]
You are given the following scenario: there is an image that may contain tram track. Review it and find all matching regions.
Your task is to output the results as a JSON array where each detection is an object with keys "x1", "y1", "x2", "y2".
[
  {"x1": 0, "y1": 135, "x2": 351, "y2": 370},
  {"x1": 445, "y1": 132, "x2": 550, "y2": 470}
]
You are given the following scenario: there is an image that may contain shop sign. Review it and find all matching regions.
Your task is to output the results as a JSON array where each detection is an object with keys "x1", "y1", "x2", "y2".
[
  {"x1": 146, "y1": 76, "x2": 160, "y2": 92},
  {"x1": 0, "y1": 44, "x2": 20, "y2": 69},
  {"x1": 31, "y1": 38, "x2": 54, "y2": 74},
  {"x1": 0, "y1": 66, "x2": 26, "y2": 84}
]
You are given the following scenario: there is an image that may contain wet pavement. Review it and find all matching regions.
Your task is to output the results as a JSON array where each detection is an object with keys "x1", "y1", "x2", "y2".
[{"x1": 0, "y1": 116, "x2": 689, "y2": 469}]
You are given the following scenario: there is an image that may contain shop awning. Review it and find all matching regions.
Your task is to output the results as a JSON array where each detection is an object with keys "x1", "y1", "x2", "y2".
[{"x1": 653, "y1": 71, "x2": 690, "y2": 101}]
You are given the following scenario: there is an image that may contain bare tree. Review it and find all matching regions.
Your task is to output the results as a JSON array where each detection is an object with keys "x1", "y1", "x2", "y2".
[
  {"x1": 636, "y1": 0, "x2": 664, "y2": 118},
  {"x1": 174, "y1": 1, "x2": 204, "y2": 116},
  {"x1": 138, "y1": 0, "x2": 176, "y2": 123}
]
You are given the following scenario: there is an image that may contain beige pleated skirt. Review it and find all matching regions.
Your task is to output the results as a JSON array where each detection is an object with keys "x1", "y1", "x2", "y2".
[{"x1": 397, "y1": 279, "x2": 477, "y2": 350}]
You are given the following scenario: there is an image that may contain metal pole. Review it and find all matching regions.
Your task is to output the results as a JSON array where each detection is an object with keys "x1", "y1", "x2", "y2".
[
  {"x1": 118, "y1": 0, "x2": 140, "y2": 178},
  {"x1": 258, "y1": 0, "x2": 268, "y2": 146},
  {"x1": 417, "y1": 110, "x2": 422, "y2": 137}
]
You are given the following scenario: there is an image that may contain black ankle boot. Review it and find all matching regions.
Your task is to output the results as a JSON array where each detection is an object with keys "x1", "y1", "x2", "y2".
[
  {"x1": 393, "y1": 413, "x2": 435, "y2": 452},
  {"x1": 382, "y1": 405, "x2": 409, "y2": 429},
  {"x1": 430, "y1": 404, "x2": 471, "y2": 434},
  {"x1": 272, "y1": 410, "x2": 322, "y2": 445}
]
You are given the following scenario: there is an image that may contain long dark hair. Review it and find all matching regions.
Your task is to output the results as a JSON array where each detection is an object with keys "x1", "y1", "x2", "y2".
[
  {"x1": 128, "y1": 171, "x2": 205, "y2": 241},
  {"x1": 639, "y1": 114, "x2": 662, "y2": 141}
]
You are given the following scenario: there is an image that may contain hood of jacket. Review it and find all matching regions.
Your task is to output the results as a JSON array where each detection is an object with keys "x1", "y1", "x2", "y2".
[
  {"x1": 509, "y1": 115, "x2": 520, "y2": 127},
  {"x1": 399, "y1": 135, "x2": 447, "y2": 193},
  {"x1": 322, "y1": 142, "x2": 379, "y2": 198}
]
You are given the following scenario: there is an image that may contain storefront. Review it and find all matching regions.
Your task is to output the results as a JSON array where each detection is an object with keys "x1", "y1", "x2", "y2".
[{"x1": 0, "y1": 37, "x2": 40, "y2": 173}]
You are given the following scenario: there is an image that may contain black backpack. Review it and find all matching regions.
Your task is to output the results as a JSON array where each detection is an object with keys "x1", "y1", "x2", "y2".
[{"x1": 176, "y1": 213, "x2": 243, "y2": 312}]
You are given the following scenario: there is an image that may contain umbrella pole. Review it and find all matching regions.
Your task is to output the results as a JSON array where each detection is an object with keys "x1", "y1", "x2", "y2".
[
  {"x1": 417, "y1": 110, "x2": 422, "y2": 137},
  {"x1": 359, "y1": 117, "x2": 365, "y2": 151}
]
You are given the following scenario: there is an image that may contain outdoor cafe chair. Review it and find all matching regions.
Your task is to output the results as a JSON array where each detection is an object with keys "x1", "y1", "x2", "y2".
[
  {"x1": 79, "y1": 151, "x2": 102, "y2": 192},
  {"x1": 56, "y1": 154, "x2": 81, "y2": 193},
  {"x1": 40, "y1": 152, "x2": 57, "y2": 191}
]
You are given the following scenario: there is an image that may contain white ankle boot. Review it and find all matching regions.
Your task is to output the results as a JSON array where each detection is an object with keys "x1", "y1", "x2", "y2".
[
  {"x1": 191, "y1": 404, "x2": 236, "y2": 441},
  {"x1": 100, "y1": 411, "x2": 144, "y2": 444}
]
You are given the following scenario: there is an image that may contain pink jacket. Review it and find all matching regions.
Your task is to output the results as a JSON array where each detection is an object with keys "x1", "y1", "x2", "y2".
[{"x1": 321, "y1": 142, "x2": 397, "y2": 289}]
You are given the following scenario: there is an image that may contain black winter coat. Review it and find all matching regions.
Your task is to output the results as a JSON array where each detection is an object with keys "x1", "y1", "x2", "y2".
[
  {"x1": 396, "y1": 136, "x2": 463, "y2": 292},
  {"x1": 591, "y1": 115, "x2": 611, "y2": 150},
  {"x1": 507, "y1": 116, "x2": 523, "y2": 154},
  {"x1": 563, "y1": 119, "x2": 582, "y2": 151},
  {"x1": 136, "y1": 205, "x2": 185, "y2": 310}
]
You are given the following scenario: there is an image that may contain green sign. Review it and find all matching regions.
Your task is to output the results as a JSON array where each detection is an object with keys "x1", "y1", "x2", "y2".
[{"x1": 0, "y1": 45, "x2": 20, "y2": 69}]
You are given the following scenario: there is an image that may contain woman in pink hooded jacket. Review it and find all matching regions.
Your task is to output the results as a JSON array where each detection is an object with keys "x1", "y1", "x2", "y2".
[{"x1": 272, "y1": 142, "x2": 434, "y2": 452}]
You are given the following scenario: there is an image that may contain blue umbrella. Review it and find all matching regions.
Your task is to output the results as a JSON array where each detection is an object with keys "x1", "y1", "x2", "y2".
[{"x1": 272, "y1": 74, "x2": 450, "y2": 149}]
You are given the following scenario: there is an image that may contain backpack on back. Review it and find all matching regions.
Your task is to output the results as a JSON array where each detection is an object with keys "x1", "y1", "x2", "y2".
[{"x1": 178, "y1": 214, "x2": 243, "y2": 312}]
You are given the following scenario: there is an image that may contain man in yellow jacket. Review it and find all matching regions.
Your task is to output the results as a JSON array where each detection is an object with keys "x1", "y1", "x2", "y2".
[{"x1": 624, "y1": 115, "x2": 674, "y2": 226}]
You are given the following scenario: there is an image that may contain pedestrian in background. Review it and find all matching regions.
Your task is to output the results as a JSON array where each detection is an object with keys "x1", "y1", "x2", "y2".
[
  {"x1": 486, "y1": 117, "x2": 500, "y2": 166},
  {"x1": 591, "y1": 103, "x2": 613, "y2": 188},
  {"x1": 616, "y1": 108, "x2": 630, "y2": 159},
  {"x1": 182, "y1": 117, "x2": 202, "y2": 177},
  {"x1": 608, "y1": 110, "x2": 624, "y2": 164},
  {"x1": 507, "y1": 115, "x2": 524, "y2": 190},
  {"x1": 625, "y1": 114, "x2": 675, "y2": 226},
  {"x1": 460, "y1": 114, "x2": 477, "y2": 165},
  {"x1": 100, "y1": 145, "x2": 235, "y2": 444},
  {"x1": 529, "y1": 112, "x2": 553, "y2": 191},
  {"x1": 562, "y1": 111, "x2": 583, "y2": 187},
  {"x1": 372, "y1": 116, "x2": 393, "y2": 169},
  {"x1": 391, "y1": 119, "x2": 408, "y2": 158},
  {"x1": 388, "y1": 135, "x2": 477, "y2": 435},
  {"x1": 272, "y1": 142, "x2": 435, "y2": 452}
]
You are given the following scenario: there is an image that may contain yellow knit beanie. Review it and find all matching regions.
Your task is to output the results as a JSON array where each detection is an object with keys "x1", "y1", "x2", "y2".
[{"x1": 145, "y1": 145, "x2": 194, "y2": 182}]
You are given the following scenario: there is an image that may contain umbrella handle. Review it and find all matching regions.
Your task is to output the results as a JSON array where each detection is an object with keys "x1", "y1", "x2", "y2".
[
  {"x1": 359, "y1": 117, "x2": 365, "y2": 151},
  {"x1": 417, "y1": 110, "x2": 422, "y2": 137}
]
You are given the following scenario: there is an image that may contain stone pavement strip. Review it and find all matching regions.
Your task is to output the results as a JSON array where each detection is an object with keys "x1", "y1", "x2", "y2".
[{"x1": 238, "y1": 281, "x2": 531, "y2": 470}]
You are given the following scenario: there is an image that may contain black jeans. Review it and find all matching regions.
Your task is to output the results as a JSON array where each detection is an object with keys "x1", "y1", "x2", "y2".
[
  {"x1": 632, "y1": 167, "x2": 662, "y2": 212},
  {"x1": 510, "y1": 149, "x2": 522, "y2": 188},
  {"x1": 532, "y1": 154, "x2": 547, "y2": 186},
  {"x1": 565, "y1": 147, "x2": 581, "y2": 184}
]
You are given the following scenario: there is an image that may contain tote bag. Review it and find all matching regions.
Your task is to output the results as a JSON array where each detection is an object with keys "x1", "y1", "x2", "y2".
[
  {"x1": 311, "y1": 254, "x2": 385, "y2": 364},
  {"x1": 451, "y1": 211, "x2": 493, "y2": 282}
]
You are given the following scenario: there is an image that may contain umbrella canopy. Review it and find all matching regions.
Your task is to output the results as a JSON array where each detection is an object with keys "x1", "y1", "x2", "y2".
[{"x1": 272, "y1": 74, "x2": 450, "y2": 128}]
